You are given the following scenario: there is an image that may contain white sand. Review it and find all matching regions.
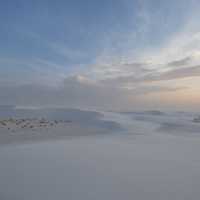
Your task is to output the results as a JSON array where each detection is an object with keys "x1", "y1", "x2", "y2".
[
  {"x1": 0, "y1": 110, "x2": 200, "y2": 200},
  {"x1": 0, "y1": 108, "x2": 121, "y2": 145},
  {"x1": 0, "y1": 118, "x2": 114, "y2": 145}
]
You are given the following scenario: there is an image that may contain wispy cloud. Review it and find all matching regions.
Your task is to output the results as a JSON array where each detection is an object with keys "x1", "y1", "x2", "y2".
[
  {"x1": 151, "y1": 65, "x2": 200, "y2": 81},
  {"x1": 167, "y1": 57, "x2": 192, "y2": 67}
]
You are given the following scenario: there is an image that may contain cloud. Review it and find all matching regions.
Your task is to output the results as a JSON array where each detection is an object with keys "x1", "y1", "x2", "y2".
[
  {"x1": 80, "y1": 11, "x2": 200, "y2": 90},
  {"x1": 151, "y1": 65, "x2": 200, "y2": 81},
  {"x1": 86, "y1": 61, "x2": 152, "y2": 80},
  {"x1": 102, "y1": 64, "x2": 200, "y2": 87},
  {"x1": 167, "y1": 56, "x2": 192, "y2": 67},
  {"x1": 140, "y1": 28, "x2": 200, "y2": 68},
  {"x1": 0, "y1": 74, "x2": 186, "y2": 111}
]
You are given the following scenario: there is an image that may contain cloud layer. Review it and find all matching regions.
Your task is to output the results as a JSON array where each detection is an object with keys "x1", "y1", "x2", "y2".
[{"x1": 1, "y1": 0, "x2": 200, "y2": 111}]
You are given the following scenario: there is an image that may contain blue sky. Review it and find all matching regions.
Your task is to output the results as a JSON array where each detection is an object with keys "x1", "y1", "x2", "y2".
[{"x1": 0, "y1": 0, "x2": 200, "y2": 110}]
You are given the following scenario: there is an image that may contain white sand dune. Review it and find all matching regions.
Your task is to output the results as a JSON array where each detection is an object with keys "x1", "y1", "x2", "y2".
[
  {"x1": 0, "y1": 108, "x2": 121, "y2": 145},
  {"x1": 0, "y1": 108, "x2": 200, "y2": 200}
]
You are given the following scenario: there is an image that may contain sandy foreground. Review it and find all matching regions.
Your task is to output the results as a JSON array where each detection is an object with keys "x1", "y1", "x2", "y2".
[{"x1": 0, "y1": 110, "x2": 200, "y2": 200}]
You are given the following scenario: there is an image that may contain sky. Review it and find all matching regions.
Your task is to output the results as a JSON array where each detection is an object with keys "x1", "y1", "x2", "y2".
[{"x1": 0, "y1": 0, "x2": 200, "y2": 111}]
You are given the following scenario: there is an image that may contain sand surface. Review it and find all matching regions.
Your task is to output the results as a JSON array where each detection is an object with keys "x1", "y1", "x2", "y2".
[
  {"x1": 0, "y1": 108, "x2": 121, "y2": 145},
  {"x1": 0, "y1": 108, "x2": 200, "y2": 200}
]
